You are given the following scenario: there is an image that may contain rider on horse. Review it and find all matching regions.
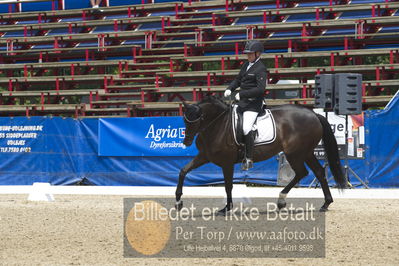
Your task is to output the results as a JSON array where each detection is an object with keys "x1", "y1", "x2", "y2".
[{"x1": 224, "y1": 40, "x2": 267, "y2": 171}]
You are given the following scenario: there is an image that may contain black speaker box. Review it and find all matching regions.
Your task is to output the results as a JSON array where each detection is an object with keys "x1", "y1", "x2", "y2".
[
  {"x1": 333, "y1": 73, "x2": 362, "y2": 115},
  {"x1": 314, "y1": 74, "x2": 334, "y2": 109}
]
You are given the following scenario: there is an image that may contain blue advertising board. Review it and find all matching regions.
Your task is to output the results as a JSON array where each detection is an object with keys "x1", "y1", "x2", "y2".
[
  {"x1": 98, "y1": 117, "x2": 198, "y2": 156},
  {"x1": 0, "y1": 94, "x2": 397, "y2": 187}
]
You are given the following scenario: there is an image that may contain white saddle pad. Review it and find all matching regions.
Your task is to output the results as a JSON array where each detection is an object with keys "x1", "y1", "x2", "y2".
[{"x1": 232, "y1": 105, "x2": 277, "y2": 146}]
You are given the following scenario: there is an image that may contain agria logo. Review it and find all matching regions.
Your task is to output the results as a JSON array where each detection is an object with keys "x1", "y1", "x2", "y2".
[
  {"x1": 144, "y1": 124, "x2": 187, "y2": 150},
  {"x1": 145, "y1": 124, "x2": 185, "y2": 141}
]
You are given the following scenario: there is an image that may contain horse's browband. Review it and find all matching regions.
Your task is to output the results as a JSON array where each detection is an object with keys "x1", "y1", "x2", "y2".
[{"x1": 183, "y1": 114, "x2": 202, "y2": 123}]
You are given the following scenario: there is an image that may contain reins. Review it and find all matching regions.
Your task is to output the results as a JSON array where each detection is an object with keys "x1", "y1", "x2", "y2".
[{"x1": 199, "y1": 108, "x2": 228, "y2": 133}]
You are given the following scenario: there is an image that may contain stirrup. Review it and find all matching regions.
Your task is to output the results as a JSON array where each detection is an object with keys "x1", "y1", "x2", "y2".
[{"x1": 241, "y1": 158, "x2": 253, "y2": 171}]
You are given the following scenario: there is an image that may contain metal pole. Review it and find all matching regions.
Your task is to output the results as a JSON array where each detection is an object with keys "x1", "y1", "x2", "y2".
[{"x1": 344, "y1": 114, "x2": 369, "y2": 188}]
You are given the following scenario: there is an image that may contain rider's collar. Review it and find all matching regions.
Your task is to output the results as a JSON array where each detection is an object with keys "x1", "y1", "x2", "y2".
[{"x1": 247, "y1": 56, "x2": 260, "y2": 71}]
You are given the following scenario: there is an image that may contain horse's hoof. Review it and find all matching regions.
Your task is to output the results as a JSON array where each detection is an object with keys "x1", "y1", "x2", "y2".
[
  {"x1": 217, "y1": 209, "x2": 226, "y2": 216},
  {"x1": 277, "y1": 200, "x2": 286, "y2": 210},
  {"x1": 217, "y1": 205, "x2": 232, "y2": 216},
  {"x1": 175, "y1": 201, "x2": 183, "y2": 211},
  {"x1": 319, "y1": 206, "x2": 329, "y2": 212}
]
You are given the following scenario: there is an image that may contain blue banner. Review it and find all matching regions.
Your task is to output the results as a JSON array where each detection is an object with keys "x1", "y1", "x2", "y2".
[
  {"x1": 98, "y1": 117, "x2": 198, "y2": 156},
  {"x1": 0, "y1": 95, "x2": 397, "y2": 187}
]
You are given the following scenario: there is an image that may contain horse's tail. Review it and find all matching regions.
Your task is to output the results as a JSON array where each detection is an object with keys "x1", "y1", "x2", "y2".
[{"x1": 316, "y1": 114, "x2": 347, "y2": 189}]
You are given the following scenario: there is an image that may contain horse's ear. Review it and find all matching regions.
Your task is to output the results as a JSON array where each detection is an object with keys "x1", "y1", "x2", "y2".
[
  {"x1": 203, "y1": 93, "x2": 217, "y2": 103},
  {"x1": 182, "y1": 101, "x2": 189, "y2": 109}
]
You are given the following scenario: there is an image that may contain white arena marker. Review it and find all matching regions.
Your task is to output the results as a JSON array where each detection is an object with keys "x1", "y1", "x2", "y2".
[{"x1": 27, "y1": 182, "x2": 55, "y2": 202}]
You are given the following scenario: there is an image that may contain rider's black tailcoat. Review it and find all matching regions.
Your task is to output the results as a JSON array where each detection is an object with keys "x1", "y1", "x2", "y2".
[{"x1": 226, "y1": 59, "x2": 267, "y2": 113}]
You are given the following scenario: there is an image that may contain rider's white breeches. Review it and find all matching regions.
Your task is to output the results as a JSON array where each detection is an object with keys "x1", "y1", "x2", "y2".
[{"x1": 243, "y1": 111, "x2": 258, "y2": 135}]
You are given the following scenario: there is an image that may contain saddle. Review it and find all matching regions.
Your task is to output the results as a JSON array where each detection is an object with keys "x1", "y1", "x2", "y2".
[{"x1": 232, "y1": 105, "x2": 276, "y2": 146}]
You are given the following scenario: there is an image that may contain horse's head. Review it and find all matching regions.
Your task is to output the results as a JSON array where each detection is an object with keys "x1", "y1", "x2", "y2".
[
  {"x1": 182, "y1": 95, "x2": 228, "y2": 147},
  {"x1": 182, "y1": 102, "x2": 203, "y2": 146}
]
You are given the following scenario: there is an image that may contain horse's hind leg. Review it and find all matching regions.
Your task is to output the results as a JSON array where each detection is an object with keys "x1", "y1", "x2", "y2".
[
  {"x1": 277, "y1": 154, "x2": 309, "y2": 209},
  {"x1": 306, "y1": 154, "x2": 333, "y2": 212},
  {"x1": 175, "y1": 154, "x2": 208, "y2": 210}
]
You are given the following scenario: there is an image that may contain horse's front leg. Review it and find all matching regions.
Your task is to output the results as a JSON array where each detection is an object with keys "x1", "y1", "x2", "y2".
[
  {"x1": 218, "y1": 164, "x2": 234, "y2": 214},
  {"x1": 175, "y1": 154, "x2": 208, "y2": 210}
]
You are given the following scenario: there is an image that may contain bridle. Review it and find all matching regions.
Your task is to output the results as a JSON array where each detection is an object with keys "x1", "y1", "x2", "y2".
[
  {"x1": 183, "y1": 108, "x2": 203, "y2": 142},
  {"x1": 183, "y1": 113, "x2": 203, "y2": 124}
]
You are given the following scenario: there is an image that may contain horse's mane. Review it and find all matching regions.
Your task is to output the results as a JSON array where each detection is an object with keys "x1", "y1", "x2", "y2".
[{"x1": 198, "y1": 95, "x2": 229, "y2": 110}]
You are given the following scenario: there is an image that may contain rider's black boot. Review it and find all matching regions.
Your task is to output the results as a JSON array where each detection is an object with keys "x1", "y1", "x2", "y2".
[{"x1": 242, "y1": 131, "x2": 254, "y2": 171}]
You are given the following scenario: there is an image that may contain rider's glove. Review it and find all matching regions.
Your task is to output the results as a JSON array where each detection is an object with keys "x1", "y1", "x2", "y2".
[
  {"x1": 224, "y1": 90, "x2": 232, "y2": 98},
  {"x1": 235, "y1": 92, "x2": 240, "y2": 101}
]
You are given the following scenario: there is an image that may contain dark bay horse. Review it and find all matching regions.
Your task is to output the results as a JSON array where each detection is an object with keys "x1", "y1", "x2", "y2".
[{"x1": 175, "y1": 95, "x2": 346, "y2": 213}]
